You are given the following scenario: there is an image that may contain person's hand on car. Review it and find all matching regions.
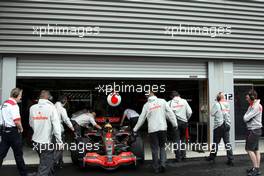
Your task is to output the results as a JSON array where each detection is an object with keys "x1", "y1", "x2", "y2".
[{"x1": 132, "y1": 130, "x2": 138, "y2": 137}]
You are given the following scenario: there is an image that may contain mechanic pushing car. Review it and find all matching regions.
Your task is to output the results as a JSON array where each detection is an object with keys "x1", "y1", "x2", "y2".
[
  {"x1": 71, "y1": 110, "x2": 102, "y2": 136},
  {"x1": 133, "y1": 90, "x2": 178, "y2": 173},
  {"x1": 168, "y1": 91, "x2": 192, "y2": 162},
  {"x1": 244, "y1": 90, "x2": 262, "y2": 176},
  {"x1": 29, "y1": 90, "x2": 63, "y2": 176},
  {"x1": 54, "y1": 95, "x2": 74, "y2": 168},
  {"x1": 120, "y1": 106, "x2": 140, "y2": 128}
]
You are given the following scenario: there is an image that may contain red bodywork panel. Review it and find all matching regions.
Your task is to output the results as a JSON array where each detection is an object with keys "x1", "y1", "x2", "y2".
[
  {"x1": 105, "y1": 132, "x2": 112, "y2": 139},
  {"x1": 96, "y1": 116, "x2": 121, "y2": 123},
  {"x1": 83, "y1": 152, "x2": 136, "y2": 168},
  {"x1": 79, "y1": 118, "x2": 136, "y2": 169}
]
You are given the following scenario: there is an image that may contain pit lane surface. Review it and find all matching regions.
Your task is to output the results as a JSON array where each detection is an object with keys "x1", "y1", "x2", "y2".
[{"x1": 1, "y1": 155, "x2": 263, "y2": 176}]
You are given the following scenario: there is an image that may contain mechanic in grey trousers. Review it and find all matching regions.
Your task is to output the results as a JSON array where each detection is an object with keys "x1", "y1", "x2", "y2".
[
  {"x1": 133, "y1": 90, "x2": 177, "y2": 173},
  {"x1": 29, "y1": 90, "x2": 63, "y2": 176}
]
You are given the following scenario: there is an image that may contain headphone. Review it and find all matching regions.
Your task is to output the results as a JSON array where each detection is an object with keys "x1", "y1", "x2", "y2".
[
  {"x1": 248, "y1": 90, "x2": 256, "y2": 101},
  {"x1": 248, "y1": 92, "x2": 255, "y2": 101}
]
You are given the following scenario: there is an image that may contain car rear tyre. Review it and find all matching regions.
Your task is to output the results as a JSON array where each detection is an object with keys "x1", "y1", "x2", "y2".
[
  {"x1": 70, "y1": 137, "x2": 87, "y2": 168},
  {"x1": 131, "y1": 135, "x2": 144, "y2": 163}
]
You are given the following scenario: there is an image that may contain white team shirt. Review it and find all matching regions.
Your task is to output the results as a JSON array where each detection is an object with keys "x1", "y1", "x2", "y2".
[
  {"x1": 123, "y1": 109, "x2": 139, "y2": 120},
  {"x1": 0, "y1": 98, "x2": 21, "y2": 127},
  {"x1": 55, "y1": 102, "x2": 73, "y2": 133},
  {"x1": 168, "y1": 96, "x2": 192, "y2": 123},
  {"x1": 29, "y1": 99, "x2": 62, "y2": 144},
  {"x1": 71, "y1": 113, "x2": 97, "y2": 127},
  {"x1": 134, "y1": 96, "x2": 177, "y2": 133}
]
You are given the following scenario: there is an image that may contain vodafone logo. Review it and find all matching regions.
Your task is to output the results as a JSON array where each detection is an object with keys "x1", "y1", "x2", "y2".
[{"x1": 107, "y1": 92, "x2": 121, "y2": 107}]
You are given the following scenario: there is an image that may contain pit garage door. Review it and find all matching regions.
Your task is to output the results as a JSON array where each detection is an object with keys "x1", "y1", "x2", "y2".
[
  {"x1": 234, "y1": 61, "x2": 264, "y2": 79},
  {"x1": 16, "y1": 56, "x2": 207, "y2": 79}
]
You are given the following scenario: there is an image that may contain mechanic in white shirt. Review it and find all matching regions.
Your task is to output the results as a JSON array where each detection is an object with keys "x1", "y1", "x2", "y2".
[
  {"x1": 133, "y1": 90, "x2": 177, "y2": 173},
  {"x1": 29, "y1": 90, "x2": 62, "y2": 176},
  {"x1": 71, "y1": 111, "x2": 101, "y2": 136},
  {"x1": 54, "y1": 95, "x2": 74, "y2": 168},
  {"x1": 55, "y1": 96, "x2": 74, "y2": 133},
  {"x1": 0, "y1": 88, "x2": 27, "y2": 176},
  {"x1": 120, "y1": 108, "x2": 139, "y2": 128},
  {"x1": 167, "y1": 91, "x2": 192, "y2": 161}
]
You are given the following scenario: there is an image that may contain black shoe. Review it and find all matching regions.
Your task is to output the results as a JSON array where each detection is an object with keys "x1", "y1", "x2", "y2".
[
  {"x1": 27, "y1": 172, "x2": 37, "y2": 176},
  {"x1": 58, "y1": 160, "x2": 64, "y2": 169},
  {"x1": 159, "y1": 166, "x2": 166, "y2": 173},
  {"x1": 247, "y1": 168, "x2": 254, "y2": 173},
  {"x1": 154, "y1": 168, "x2": 160, "y2": 174},
  {"x1": 182, "y1": 157, "x2": 186, "y2": 161},
  {"x1": 226, "y1": 160, "x2": 234, "y2": 166},
  {"x1": 174, "y1": 158, "x2": 181, "y2": 163},
  {"x1": 248, "y1": 168, "x2": 261, "y2": 176},
  {"x1": 205, "y1": 156, "x2": 215, "y2": 162}
]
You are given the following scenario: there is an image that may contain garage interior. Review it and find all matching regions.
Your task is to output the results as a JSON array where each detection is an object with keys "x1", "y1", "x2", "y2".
[{"x1": 17, "y1": 78, "x2": 208, "y2": 147}]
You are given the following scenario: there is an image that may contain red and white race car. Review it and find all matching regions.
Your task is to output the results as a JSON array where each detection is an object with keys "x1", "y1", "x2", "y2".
[{"x1": 70, "y1": 117, "x2": 144, "y2": 170}]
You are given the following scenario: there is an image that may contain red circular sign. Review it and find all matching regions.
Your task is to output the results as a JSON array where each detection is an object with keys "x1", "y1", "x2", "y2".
[{"x1": 107, "y1": 92, "x2": 121, "y2": 107}]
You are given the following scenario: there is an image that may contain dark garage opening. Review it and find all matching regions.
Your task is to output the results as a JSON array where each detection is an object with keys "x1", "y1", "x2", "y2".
[{"x1": 17, "y1": 78, "x2": 205, "y2": 145}]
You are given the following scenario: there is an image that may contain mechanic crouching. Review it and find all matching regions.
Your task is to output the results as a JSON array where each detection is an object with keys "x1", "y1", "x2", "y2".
[
  {"x1": 133, "y1": 90, "x2": 178, "y2": 173},
  {"x1": 71, "y1": 111, "x2": 102, "y2": 137},
  {"x1": 29, "y1": 90, "x2": 63, "y2": 176},
  {"x1": 120, "y1": 106, "x2": 140, "y2": 129}
]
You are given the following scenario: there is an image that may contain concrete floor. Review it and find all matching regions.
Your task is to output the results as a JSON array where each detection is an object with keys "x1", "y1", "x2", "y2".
[
  {"x1": 1, "y1": 155, "x2": 264, "y2": 176},
  {"x1": 2, "y1": 139, "x2": 264, "y2": 165}
]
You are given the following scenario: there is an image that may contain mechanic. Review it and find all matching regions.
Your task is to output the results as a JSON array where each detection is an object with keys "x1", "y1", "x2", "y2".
[
  {"x1": 168, "y1": 91, "x2": 192, "y2": 162},
  {"x1": 71, "y1": 108, "x2": 89, "y2": 118},
  {"x1": 29, "y1": 90, "x2": 63, "y2": 176},
  {"x1": 54, "y1": 95, "x2": 74, "y2": 168},
  {"x1": 120, "y1": 107, "x2": 139, "y2": 128},
  {"x1": 133, "y1": 90, "x2": 178, "y2": 173},
  {"x1": 206, "y1": 92, "x2": 234, "y2": 166},
  {"x1": 243, "y1": 90, "x2": 262, "y2": 176},
  {"x1": 0, "y1": 88, "x2": 28, "y2": 176},
  {"x1": 71, "y1": 111, "x2": 102, "y2": 137}
]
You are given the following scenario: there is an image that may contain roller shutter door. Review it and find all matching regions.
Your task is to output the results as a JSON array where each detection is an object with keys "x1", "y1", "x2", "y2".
[
  {"x1": 234, "y1": 61, "x2": 264, "y2": 79},
  {"x1": 17, "y1": 57, "x2": 207, "y2": 79}
]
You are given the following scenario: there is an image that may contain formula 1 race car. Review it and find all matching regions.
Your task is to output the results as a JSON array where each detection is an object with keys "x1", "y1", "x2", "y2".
[{"x1": 70, "y1": 117, "x2": 144, "y2": 170}]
